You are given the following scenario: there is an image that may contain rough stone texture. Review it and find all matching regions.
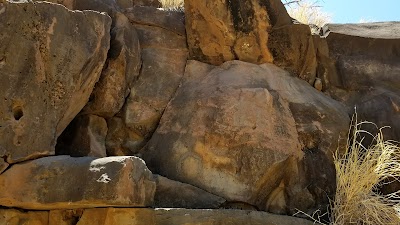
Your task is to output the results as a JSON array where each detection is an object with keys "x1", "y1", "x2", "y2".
[
  {"x1": 322, "y1": 22, "x2": 400, "y2": 141},
  {"x1": 75, "y1": 208, "x2": 314, "y2": 225},
  {"x1": 0, "y1": 2, "x2": 111, "y2": 163},
  {"x1": 184, "y1": 0, "x2": 283, "y2": 65},
  {"x1": 82, "y1": 13, "x2": 141, "y2": 118},
  {"x1": 0, "y1": 157, "x2": 8, "y2": 174},
  {"x1": 106, "y1": 6, "x2": 188, "y2": 155},
  {"x1": 56, "y1": 115, "x2": 108, "y2": 157},
  {"x1": 49, "y1": 209, "x2": 84, "y2": 225},
  {"x1": 132, "y1": 0, "x2": 161, "y2": 8},
  {"x1": 142, "y1": 60, "x2": 349, "y2": 214},
  {"x1": 0, "y1": 156, "x2": 155, "y2": 209},
  {"x1": 0, "y1": 209, "x2": 48, "y2": 225},
  {"x1": 125, "y1": 6, "x2": 186, "y2": 36},
  {"x1": 321, "y1": 22, "x2": 400, "y2": 194},
  {"x1": 269, "y1": 24, "x2": 318, "y2": 84},
  {"x1": 153, "y1": 174, "x2": 226, "y2": 209}
]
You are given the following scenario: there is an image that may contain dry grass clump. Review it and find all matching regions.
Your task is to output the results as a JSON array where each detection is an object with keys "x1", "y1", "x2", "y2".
[
  {"x1": 331, "y1": 118, "x2": 400, "y2": 225},
  {"x1": 159, "y1": 0, "x2": 184, "y2": 10}
]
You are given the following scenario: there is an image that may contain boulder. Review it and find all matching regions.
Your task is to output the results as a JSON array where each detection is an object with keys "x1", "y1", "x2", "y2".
[
  {"x1": 124, "y1": 6, "x2": 186, "y2": 36},
  {"x1": 82, "y1": 13, "x2": 141, "y2": 118},
  {"x1": 323, "y1": 22, "x2": 400, "y2": 91},
  {"x1": 56, "y1": 115, "x2": 108, "y2": 157},
  {"x1": 72, "y1": 208, "x2": 314, "y2": 225},
  {"x1": 142, "y1": 60, "x2": 349, "y2": 213},
  {"x1": 153, "y1": 175, "x2": 226, "y2": 209},
  {"x1": 269, "y1": 24, "x2": 318, "y2": 84},
  {"x1": 0, "y1": 2, "x2": 111, "y2": 163},
  {"x1": 184, "y1": 0, "x2": 282, "y2": 65},
  {"x1": 106, "y1": 6, "x2": 188, "y2": 155},
  {"x1": 322, "y1": 22, "x2": 400, "y2": 141},
  {"x1": 0, "y1": 209, "x2": 48, "y2": 225},
  {"x1": 132, "y1": 0, "x2": 161, "y2": 8},
  {"x1": 49, "y1": 209, "x2": 84, "y2": 225},
  {"x1": 0, "y1": 156, "x2": 155, "y2": 209}
]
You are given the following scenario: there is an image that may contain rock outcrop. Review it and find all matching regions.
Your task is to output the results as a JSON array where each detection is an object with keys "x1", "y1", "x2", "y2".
[
  {"x1": 0, "y1": 156, "x2": 155, "y2": 209},
  {"x1": 106, "y1": 6, "x2": 188, "y2": 155},
  {"x1": 0, "y1": 208, "x2": 314, "y2": 225},
  {"x1": 153, "y1": 174, "x2": 226, "y2": 209},
  {"x1": 142, "y1": 60, "x2": 349, "y2": 213},
  {"x1": 0, "y1": 1, "x2": 111, "y2": 163}
]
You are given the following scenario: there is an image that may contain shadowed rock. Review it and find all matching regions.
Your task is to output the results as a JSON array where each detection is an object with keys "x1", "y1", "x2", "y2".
[{"x1": 0, "y1": 2, "x2": 111, "y2": 163}]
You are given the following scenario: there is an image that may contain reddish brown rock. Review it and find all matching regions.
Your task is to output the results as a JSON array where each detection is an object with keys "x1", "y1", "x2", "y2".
[
  {"x1": 49, "y1": 209, "x2": 83, "y2": 225},
  {"x1": 142, "y1": 60, "x2": 349, "y2": 213},
  {"x1": 106, "y1": 6, "x2": 188, "y2": 155},
  {"x1": 0, "y1": 156, "x2": 155, "y2": 209},
  {"x1": 269, "y1": 24, "x2": 318, "y2": 84},
  {"x1": 124, "y1": 6, "x2": 186, "y2": 36},
  {"x1": 0, "y1": 2, "x2": 111, "y2": 163},
  {"x1": 0, "y1": 209, "x2": 48, "y2": 225},
  {"x1": 153, "y1": 175, "x2": 226, "y2": 209},
  {"x1": 184, "y1": 0, "x2": 284, "y2": 65},
  {"x1": 83, "y1": 13, "x2": 141, "y2": 117},
  {"x1": 73, "y1": 208, "x2": 314, "y2": 225},
  {"x1": 56, "y1": 115, "x2": 108, "y2": 157}
]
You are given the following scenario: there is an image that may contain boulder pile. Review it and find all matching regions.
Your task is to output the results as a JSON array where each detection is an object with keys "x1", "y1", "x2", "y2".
[{"x1": 0, "y1": 0, "x2": 398, "y2": 224}]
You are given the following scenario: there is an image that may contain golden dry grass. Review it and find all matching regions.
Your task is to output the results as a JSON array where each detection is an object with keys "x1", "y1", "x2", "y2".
[
  {"x1": 159, "y1": 0, "x2": 184, "y2": 9},
  {"x1": 331, "y1": 117, "x2": 400, "y2": 225}
]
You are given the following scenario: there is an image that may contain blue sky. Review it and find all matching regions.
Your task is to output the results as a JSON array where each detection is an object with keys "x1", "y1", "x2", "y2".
[{"x1": 320, "y1": 0, "x2": 400, "y2": 23}]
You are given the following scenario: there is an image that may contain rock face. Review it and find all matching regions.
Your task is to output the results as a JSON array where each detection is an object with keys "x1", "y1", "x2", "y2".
[
  {"x1": 184, "y1": 0, "x2": 317, "y2": 82},
  {"x1": 106, "y1": 6, "x2": 188, "y2": 155},
  {"x1": 0, "y1": 2, "x2": 111, "y2": 163},
  {"x1": 70, "y1": 208, "x2": 315, "y2": 225},
  {"x1": 0, "y1": 209, "x2": 48, "y2": 225},
  {"x1": 184, "y1": 0, "x2": 278, "y2": 65},
  {"x1": 0, "y1": 156, "x2": 155, "y2": 209},
  {"x1": 322, "y1": 22, "x2": 400, "y2": 141},
  {"x1": 143, "y1": 60, "x2": 349, "y2": 213},
  {"x1": 56, "y1": 115, "x2": 108, "y2": 157},
  {"x1": 82, "y1": 13, "x2": 141, "y2": 118},
  {"x1": 153, "y1": 175, "x2": 226, "y2": 209}
]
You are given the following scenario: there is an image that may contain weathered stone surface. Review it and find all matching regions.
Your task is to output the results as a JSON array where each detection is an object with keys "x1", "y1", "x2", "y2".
[
  {"x1": 74, "y1": 208, "x2": 314, "y2": 225},
  {"x1": 269, "y1": 24, "x2": 318, "y2": 84},
  {"x1": 0, "y1": 2, "x2": 111, "y2": 163},
  {"x1": 0, "y1": 157, "x2": 8, "y2": 174},
  {"x1": 132, "y1": 0, "x2": 161, "y2": 8},
  {"x1": 125, "y1": 6, "x2": 186, "y2": 36},
  {"x1": 185, "y1": 0, "x2": 287, "y2": 65},
  {"x1": 56, "y1": 115, "x2": 108, "y2": 157},
  {"x1": 0, "y1": 156, "x2": 155, "y2": 209},
  {"x1": 154, "y1": 174, "x2": 226, "y2": 209},
  {"x1": 106, "y1": 7, "x2": 188, "y2": 155},
  {"x1": 49, "y1": 209, "x2": 83, "y2": 225},
  {"x1": 321, "y1": 23, "x2": 400, "y2": 141},
  {"x1": 83, "y1": 13, "x2": 141, "y2": 117},
  {"x1": 0, "y1": 209, "x2": 48, "y2": 225},
  {"x1": 142, "y1": 60, "x2": 349, "y2": 213}
]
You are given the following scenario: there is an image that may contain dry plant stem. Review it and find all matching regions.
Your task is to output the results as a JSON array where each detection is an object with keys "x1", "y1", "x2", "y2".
[{"x1": 331, "y1": 116, "x2": 400, "y2": 225}]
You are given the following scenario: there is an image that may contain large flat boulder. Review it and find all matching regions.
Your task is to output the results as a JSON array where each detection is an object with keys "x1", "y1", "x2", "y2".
[
  {"x1": 74, "y1": 208, "x2": 314, "y2": 225},
  {"x1": 0, "y1": 2, "x2": 111, "y2": 163},
  {"x1": 142, "y1": 60, "x2": 349, "y2": 213},
  {"x1": 0, "y1": 156, "x2": 155, "y2": 209}
]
